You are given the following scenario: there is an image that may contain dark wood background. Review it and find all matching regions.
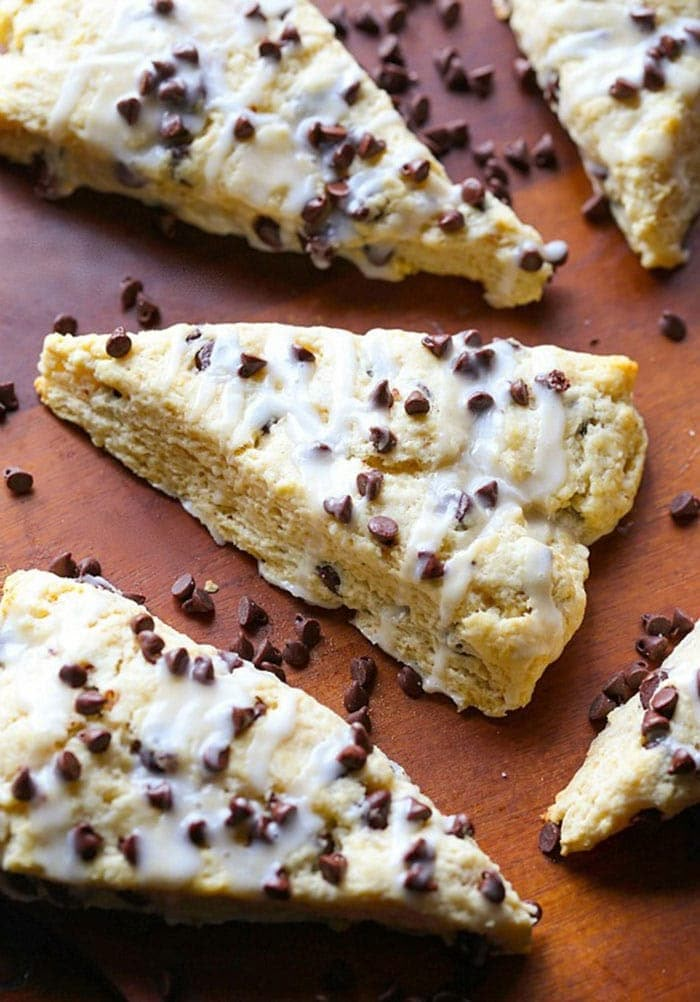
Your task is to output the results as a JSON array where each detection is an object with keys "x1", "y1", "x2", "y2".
[{"x1": 1, "y1": 2, "x2": 698, "y2": 999}]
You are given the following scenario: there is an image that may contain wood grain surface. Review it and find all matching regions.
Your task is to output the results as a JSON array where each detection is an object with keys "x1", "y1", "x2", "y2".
[{"x1": 0, "y1": 2, "x2": 698, "y2": 1000}]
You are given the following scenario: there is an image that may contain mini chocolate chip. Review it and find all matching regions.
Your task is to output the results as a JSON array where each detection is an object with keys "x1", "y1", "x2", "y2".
[
  {"x1": 138, "y1": 68, "x2": 157, "y2": 95},
  {"x1": 346, "y1": 706, "x2": 372, "y2": 732},
  {"x1": 536, "y1": 369, "x2": 570, "y2": 392},
  {"x1": 130, "y1": 613, "x2": 155, "y2": 636},
  {"x1": 259, "y1": 37, "x2": 282, "y2": 60},
  {"x1": 294, "y1": 615, "x2": 321, "y2": 648},
  {"x1": 192, "y1": 655, "x2": 215, "y2": 684},
  {"x1": 404, "y1": 862, "x2": 437, "y2": 892},
  {"x1": 422, "y1": 332, "x2": 453, "y2": 357},
  {"x1": 455, "y1": 491, "x2": 472, "y2": 522},
  {"x1": 639, "y1": 670, "x2": 669, "y2": 709},
  {"x1": 365, "y1": 790, "x2": 391, "y2": 829},
  {"x1": 52, "y1": 313, "x2": 78, "y2": 335},
  {"x1": 182, "y1": 588, "x2": 215, "y2": 616},
  {"x1": 49, "y1": 552, "x2": 78, "y2": 577},
  {"x1": 225, "y1": 797, "x2": 254, "y2": 828},
  {"x1": 446, "y1": 61, "x2": 470, "y2": 93},
  {"x1": 669, "y1": 749, "x2": 696, "y2": 775},
  {"x1": 324, "y1": 495, "x2": 353, "y2": 524},
  {"x1": 623, "y1": 661, "x2": 649, "y2": 693},
  {"x1": 635, "y1": 635, "x2": 671, "y2": 663},
  {"x1": 418, "y1": 551, "x2": 445, "y2": 580},
  {"x1": 659, "y1": 34, "x2": 683, "y2": 59},
  {"x1": 403, "y1": 389, "x2": 430, "y2": 416},
  {"x1": 232, "y1": 705, "x2": 258, "y2": 737},
  {"x1": 238, "y1": 353, "x2": 267, "y2": 378},
  {"x1": 370, "y1": 379, "x2": 394, "y2": 410},
  {"x1": 650, "y1": 685, "x2": 678, "y2": 719},
  {"x1": 368, "y1": 515, "x2": 399, "y2": 545},
  {"x1": 344, "y1": 680, "x2": 369, "y2": 713},
  {"x1": 193, "y1": 340, "x2": 213, "y2": 371},
  {"x1": 669, "y1": 491, "x2": 700, "y2": 524},
  {"x1": 11, "y1": 767, "x2": 36, "y2": 801},
  {"x1": 263, "y1": 868, "x2": 291, "y2": 900},
  {"x1": 479, "y1": 870, "x2": 505, "y2": 904},
  {"x1": 135, "y1": 295, "x2": 160, "y2": 329},
  {"x1": 219, "y1": 650, "x2": 242, "y2": 672},
  {"x1": 609, "y1": 77, "x2": 638, "y2": 100},
  {"x1": 75, "y1": 690, "x2": 106, "y2": 715},
  {"x1": 56, "y1": 750, "x2": 82, "y2": 781},
  {"x1": 106, "y1": 327, "x2": 132, "y2": 358},
  {"x1": 405, "y1": 838, "x2": 435, "y2": 864},
  {"x1": 518, "y1": 243, "x2": 544, "y2": 272},
  {"x1": 408, "y1": 93, "x2": 430, "y2": 126},
  {"x1": 117, "y1": 97, "x2": 141, "y2": 125},
  {"x1": 254, "y1": 638, "x2": 282, "y2": 667},
  {"x1": 244, "y1": 3, "x2": 265, "y2": 20},
  {"x1": 186, "y1": 819, "x2": 208, "y2": 847},
  {"x1": 164, "y1": 647, "x2": 190, "y2": 676},
  {"x1": 453, "y1": 350, "x2": 479, "y2": 377},
  {"x1": 170, "y1": 573, "x2": 195, "y2": 603},
  {"x1": 228, "y1": 632, "x2": 254, "y2": 662},
  {"x1": 356, "y1": 469, "x2": 384, "y2": 500},
  {"x1": 332, "y1": 140, "x2": 356, "y2": 172},
  {"x1": 630, "y1": 6, "x2": 656, "y2": 30},
  {"x1": 4, "y1": 467, "x2": 33, "y2": 495},
  {"x1": 643, "y1": 614, "x2": 673, "y2": 637},
  {"x1": 400, "y1": 158, "x2": 430, "y2": 183},
  {"x1": 658, "y1": 311, "x2": 687, "y2": 342},
  {"x1": 505, "y1": 138, "x2": 530, "y2": 172},
  {"x1": 475, "y1": 480, "x2": 499, "y2": 508},
  {"x1": 671, "y1": 608, "x2": 694, "y2": 640},
  {"x1": 509, "y1": 379, "x2": 530, "y2": 406},
  {"x1": 59, "y1": 662, "x2": 89, "y2": 688},
  {"x1": 357, "y1": 132, "x2": 386, "y2": 160},
  {"x1": 582, "y1": 192, "x2": 611, "y2": 223},
  {"x1": 253, "y1": 215, "x2": 281, "y2": 249},
  {"x1": 406, "y1": 798, "x2": 432, "y2": 822},
  {"x1": 337, "y1": 743, "x2": 368, "y2": 772},
  {"x1": 319, "y1": 852, "x2": 347, "y2": 885},
  {"x1": 602, "y1": 671, "x2": 633, "y2": 705},
  {"x1": 77, "y1": 556, "x2": 102, "y2": 577},
  {"x1": 159, "y1": 111, "x2": 191, "y2": 144},
  {"x1": 203, "y1": 744, "x2": 230, "y2": 772},
  {"x1": 469, "y1": 64, "x2": 495, "y2": 96},
  {"x1": 643, "y1": 59, "x2": 665, "y2": 91},
  {"x1": 238, "y1": 596, "x2": 269, "y2": 631},
  {"x1": 80, "y1": 727, "x2": 112, "y2": 754},
  {"x1": 234, "y1": 114, "x2": 255, "y2": 140},
  {"x1": 350, "y1": 722, "x2": 373, "y2": 755},
  {"x1": 350, "y1": 655, "x2": 377, "y2": 692},
  {"x1": 369, "y1": 426, "x2": 397, "y2": 453},
  {"x1": 538, "y1": 821, "x2": 561, "y2": 857},
  {"x1": 589, "y1": 691, "x2": 616, "y2": 727},
  {"x1": 173, "y1": 42, "x2": 198, "y2": 63},
  {"x1": 316, "y1": 563, "x2": 340, "y2": 594},
  {"x1": 397, "y1": 664, "x2": 423, "y2": 699},
  {"x1": 467, "y1": 391, "x2": 494, "y2": 415},
  {"x1": 73, "y1": 823, "x2": 103, "y2": 861},
  {"x1": 446, "y1": 813, "x2": 474, "y2": 838},
  {"x1": 532, "y1": 132, "x2": 558, "y2": 168},
  {"x1": 641, "y1": 708, "x2": 671, "y2": 738},
  {"x1": 438, "y1": 209, "x2": 465, "y2": 233},
  {"x1": 138, "y1": 631, "x2": 165, "y2": 663},
  {"x1": 153, "y1": 0, "x2": 174, "y2": 13},
  {"x1": 146, "y1": 781, "x2": 173, "y2": 809},
  {"x1": 513, "y1": 56, "x2": 537, "y2": 90},
  {"x1": 283, "y1": 640, "x2": 310, "y2": 668}
]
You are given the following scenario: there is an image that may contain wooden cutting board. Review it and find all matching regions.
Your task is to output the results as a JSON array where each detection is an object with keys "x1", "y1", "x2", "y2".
[{"x1": 0, "y1": 2, "x2": 698, "y2": 999}]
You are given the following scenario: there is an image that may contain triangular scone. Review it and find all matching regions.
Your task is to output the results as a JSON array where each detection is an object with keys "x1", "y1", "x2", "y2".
[
  {"x1": 499, "y1": 1, "x2": 700, "y2": 268},
  {"x1": 0, "y1": 570, "x2": 539, "y2": 951},
  {"x1": 37, "y1": 323, "x2": 647, "y2": 715},
  {"x1": 545, "y1": 616, "x2": 700, "y2": 854},
  {"x1": 0, "y1": 0, "x2": 554, "y2": 307}
]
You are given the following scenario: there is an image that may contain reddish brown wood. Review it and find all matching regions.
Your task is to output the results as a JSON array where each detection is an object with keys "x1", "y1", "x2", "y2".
[{"x1": 0, "y1": 2, "x2": 698, "y2": 1000}]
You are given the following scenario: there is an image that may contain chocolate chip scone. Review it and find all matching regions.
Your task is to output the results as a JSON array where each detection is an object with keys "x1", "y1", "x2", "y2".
[
  {"x1": 544, "y1": 614, "x2": 699, "y2": 854},
  {"x1": 0, "y1": 0, "x2": 559, "y2": 307},
  {"x1": 0, "y1": 569, "x2": 540, "y2": 950},
  {"x1": 499, "y1": 1, "x2": 700, "y2": 268},
  {"x1": 37, "y1": 322, "x2": 647, "y2": 715}
]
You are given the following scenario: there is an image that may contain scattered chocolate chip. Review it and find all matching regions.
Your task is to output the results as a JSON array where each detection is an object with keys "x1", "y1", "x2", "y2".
[
  {"x1": 233, "y1": 113, "x2": 255, "y2": 140},
  {"x1": 344, "y1": 680, "x2": 369, "y2": 713},
  {"x1": 369, "y1": 426, "x2": 397, "y2": 454},
  {"x1": 346, "y1": 705, "x2": 372, "y2": 732},
  {"x1": 316, "y1": 563, "x2": 340, "y2": 594},
  {"x1": 642, "y1": 613, "x2": 672, "y2": 637},
  {"x1": 52, "y1": 313, "x2": 78, "y2": 335},
  {"x1": 350, "y1": 656, "x2": 377, "y2": 692},
  {"x1": 0, "y1": 382, "x2": 18, "y2": 413},
  {"x1": 467, "y1": 391, "x2": 494, "y2": 415},
  {"x1": 59, "y1": 663, "x2": 89, "y2": 688},
  {"x1": 602, "y1": 671, "x2": 633, "y2": 705},
  {"x1": 283, "y1": 640, "x2": 310, "y2": 668},
  {"x1": 183, "y1": 819, "x2": 208, "y2": 848},
  {"x1": 4, "y1": 467, "x2": 33, "y2": 495},
  {"x1": 671, "y1": 608, "x2": 694, "y2": 641},
  {"x1": 370, "y1": 380, "x2": 394, "y2": 412},
  {"x1": 659, "y1": 34, "x2": 683, "y2": 59},
  {"x1": 49, "y1": 552, "x2": 78, "y2": 578},
  {"x1": 135, "y1": 630, "x2": 164, "y2": 664},
  {"x1": 639, "y1": 670, "x2": 669, "y2": 709},
  {"x1": 397, "y1": 664, "x2": 423, "y2": 699},
  {"x1": 408, "y1": 93, "x2": 430, "y2": 127},
  {"x1": 232, "y1": 705, "x2": 258, "y2": 738},
  {"x1": 446, "y1": 812, "x2": 474, "y2": 838},
  {"x1": 658, "y1": 310, "x2": 687, "y2": 342},
  {"x1": 504, "y1": 137, "x2": 530, "y2": 172},
  {"x1": 219, "y1": 650, "x2": 242, "y2": 672},
  {"x1": 445, "y1": 60, "x2": 469, "y2": 93},
  {"x1": 129, "y1": 613, "x2": 154, "y2": 636},
  {"x1": 404, "y1": 862, "x2": 437, "y2": 892},
  {"x1": 254, "y1": 638, "x2": 282, "y2": 667},
  {"x1": 11, "y1": 767, "x2": 36, "y2": 802},
  {"x1": 623, "y1": 661, "x2": 649, "y2": 693},
  {"x1": 146, "y1": 781, "x2": 173, "y2": 809},
  {"x1": 641, "y1": 708, "x2": 671, "y2": 738},
  {"x1": 588, "y1": 691, "x2": 616, "y2": 727},
  {"x1": 238, "y1": 596, "x2": 269, "y2": 631},
  {"x1": 104, "y1": 327, "x2": 132, "y2": 359},
  {"x1": 169, "y1": 573, "x2": 195, "y2": 604},
  {"x1": 643, "y1": 59, "x2": 665, "y2": 91},
  {"x1": 117, "y1": 96, "x2": 141, "y2": 125},
  {"x1": 259, "y1": 661, "x2": 287, "y2": 683},
  {"x1": 401, "y1": 158, "x2": 430, "y2": 183},
  {"x1": 337, "y1": 743, "x2": 368, "y2": 772},
  {"x1": 368, "y1": 515, "x2": 399, "y2": 545},
  {"x1": 453, "y1": 350, "x2": 479, "y2": 377},
  {"x1": 159, "y1": 111, "x2": 192, "y2": 144},
  {"x1": 332, "y1": 140, "x2": 356, "y2": 172},
  {"x1": 438, "y1": 209, "x2": 465, "y2": 233},
  {"x1": 635, "y1": 634, "x2": 671, "y2": 663},
  {"x1": 56, "y1": 749, "x2": 82, "y2": 781},
  {"x1": 378, "y1": 33, "x2": 404, "y2": 65},
  {"x1": 518, "y1": 242, "x2": 544, "y2": 272},
  {"x1": 406, "y1": 798, "x2": 432, "y2": 822},
  {"x1": 650, "y1": 685, "x2": 678, "y2": 719},
  {"x1": 508, "y1": 378, "x2": 530, "y2": 406},
  {"x1": 479, "y1": 870, "x2": 505, "y2": 904},
  {"x1": 513, "y1": 55, "x2": 537, "y2": 91},
  {"x1": 164, "y1": 647, "x2": 190, "y2": 676},
  {"x1": 263, "y1": 868, "x2": 291, "y2": 900},
  {"x1": 258, "y1": 37, "x2": 282, "y2": 61},
  {"x1": 365, "y1": 790, "x2": 391, "y2": 829},
  {"x1": 226, "y1": 796, "x2": 254, "y2": 827},
  {"x1": 192, "y1": 654, "x2": 215, "y2": 684},
  {"x1": 238, "y1": 353, "x2": 268, "y2": 378},
  {"x1": 73, "y1": 823, "x2": 103, "y2": 861},
  {"x1": 75, "y1": 556, "x2": 101, "y2": 578},
  {"x1": 669, "y1": 749, "x2": 696, "y2": 775},
  {"x1": 669, "y1": 491, "x2": 700, "y2": 525},
  {"x1": 536, "y1": 369, "x2": 570, "y2": 392},
  {"x1": 469, "y1": 64, "x2": 495, "y2": 97},
  {"x1": 134, "y1": 294, "x2": 160, "y2": 329},
  {"x1": 475, "y1": 480, "x2": 499, "y2": 508},
  {"x1": 203, "y1": 744, "x2": 230, "y2": 772},
  {"x1": 417, "y1": 551, "x2": 445, "y2": 580},
  {"x1": 609, "y1": 77, "x2": 639, "y2": 101},
  {"x1": 75, "y1": 690, "x2": 107, "y2": 716},
  {"x1": 181, "y1": 588, "x2": 215, "y2": 617},
  {"x1": 582, "y1": 192, "x2": 611, "y2": 223},
  {"x1": 292, "y1": 615, "x2": 321, "y2": 650},
  {"x1": 319, "y1": 852, "x2": 347, "y2": 885},
  {"x1": 538, "y1": 821, "x2": 561, "y2": 857},
  {"x1": 80, "y1": 726, "x2": 112, "y2": 754},
  {"x1": 342, "y1": 79, "x2": 361, "y2": 104}
]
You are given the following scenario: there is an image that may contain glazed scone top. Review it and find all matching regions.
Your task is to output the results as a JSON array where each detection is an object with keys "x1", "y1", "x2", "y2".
[
  {"x1": 0, "y1": 0, "x2": 559, "y2": 305},
  {"x1": 0, "y1": 570, "x2": 538, "y2": 949}
]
